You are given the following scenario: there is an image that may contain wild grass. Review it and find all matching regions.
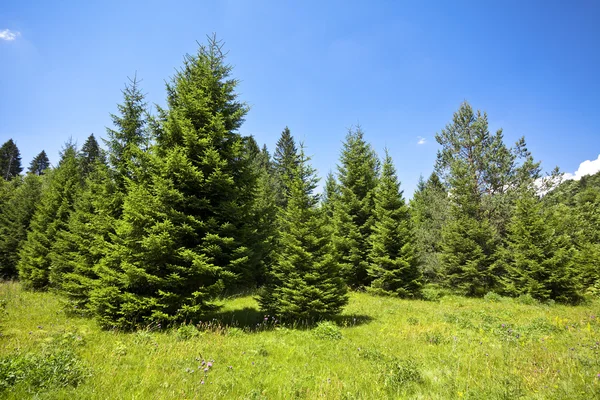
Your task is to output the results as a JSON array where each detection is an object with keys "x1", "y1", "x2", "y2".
[{"x1": 1, "y1": 281, "x2": 599, "y2": 399}]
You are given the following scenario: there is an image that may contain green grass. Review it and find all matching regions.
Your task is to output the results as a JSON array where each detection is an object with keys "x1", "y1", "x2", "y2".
[{"x1": 1, "y1": 281, "x2": 600, "y2": 399}]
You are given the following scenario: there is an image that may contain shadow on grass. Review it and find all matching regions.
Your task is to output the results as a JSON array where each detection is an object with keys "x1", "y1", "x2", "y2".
[{"x1": 199, "y1": 306, "x2": 374, "y2": 333}]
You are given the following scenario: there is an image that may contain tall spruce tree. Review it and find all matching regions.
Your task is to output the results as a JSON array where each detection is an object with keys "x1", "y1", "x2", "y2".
[
  {"x1": 0, "y1": 139, "x2": 23, "y2": 180},
  {"x1": 259, "y1": 146, "x2": 347, "y2": 321},
  {"x1": 89, "y1": 37, "x2": 257, "y2": 328},
  {"x1": 104, "y1": 75, "x2": 150, "y2": 191},
  {"x1": 499, "y1": 187, "x2": 581, "y2": 303},
  {"x1": 79, "y1": 134, "x2": 105, "y2": 176},
  {"x1": 410, "y1": 172, "x2": 449, "y2": 282},
  {"x1": 333, "y1": 126, "x2": 379, "y2": 287},
  {"x1": 368, "y1": 150, "x2": 421, "y2": 297},
  {"x1": 18, "y1": 143, "x2": 82, "y2": 289},
  {"x1": 245, "y1": 138, "x2": 278, "y2": 286},
  {"x1": 28, "y1": 150, "x2": 50, "y2": 175},
  {"x1": 0, "y1": 173, "x2": 43, "y2": 278},
  {"x1": 321, "y1": 171, "x2": 339, "y2": 222},
  {"x1": 273, "y1": 127, "x2": 300, "y2": 208}
]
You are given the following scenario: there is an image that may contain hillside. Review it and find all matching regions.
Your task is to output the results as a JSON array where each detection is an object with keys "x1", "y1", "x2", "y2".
[{"x1": 1, "y1": 282, "x2": 599, "y2": 399}]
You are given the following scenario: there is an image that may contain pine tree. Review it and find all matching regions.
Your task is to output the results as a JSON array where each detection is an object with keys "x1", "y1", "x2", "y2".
[
  {"x1": 79, "y1": 134, "x2": 105, "y2": 176},
  {"x1": 18, "y1": 143, "x2": 82, "y2": 289},
  {"x1": 28, "y1": 151, "x2": 50, "y2": 175},
  {"x1": 499, "y1": 188, "x2": 581, "y2": 303},
  {"x1": 0, "y1": 174, "x2": 43, "y2": 278},
  {"x1": 260, "y1": 146, "x2": 347, "y2": 321},
  {"x1": 410, "y1": 172, "x2": 449, "y2": 282},
  {"x1": 0, "y1": 139, "x2": 23, "y2": 180},
  {"x1": 89, "y1": 36, "x2": 256, "y2": 328},
  {"x1": 435, "y1": 102, "x2": 537, "y2": 295},
  {"x1": 273, "y1": 127, "x2": 300, "y2": 208},
  {"x1": 368, "y1": 150, "x2": 421, "y2": 297},
  {"x1": 333, "y1": 126, "x2": 379, "y2": 287}
]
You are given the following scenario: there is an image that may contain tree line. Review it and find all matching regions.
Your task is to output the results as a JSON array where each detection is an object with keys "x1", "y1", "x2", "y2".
[{"x1": 0, "y1": 37, "x2": 598, "y2": 329}]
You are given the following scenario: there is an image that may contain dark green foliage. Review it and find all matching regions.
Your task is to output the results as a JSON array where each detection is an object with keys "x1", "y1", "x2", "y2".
[
  {"x1": 333, "y1": 126, "x2": 379, "y2": 287},
  {"x1": 246, "y1": 139, "x2": 278, "y2": 286},
  {"x1": 104, "y1": 75, "x2": 150, "y2": 191},
  {"x1": 440, "y1": 213, "x2": 499, "y2": 297},
  {"x1": 321, "y1": 171, "x2": 339, "y2": 221},
  {"x1": 367, "y1": 151, "x2": 421, "y2": 297},
  {"x1": 499, "y1": 188, "x2": 581, "y2": 303},
  {"x1": 410, "y1": 173, "x2": 449, "y2": 282},
  {"x1": 89, "y1": 36, "x2": 256, "y2": 328},
  {"x1": 28, "y1": 150, "x2": 50, "y2": 175},
  {"x1": 49, "y1": 162, "x2": 118, "y2": 308},
  {"x1": 0, "y1": 174, "x2": 43, "y2": 278},
  {"x1": 18, "y1": 144, "x2": 82, "y2": 289},
  {"x1": 0, "y1": 139, "x2": 23, "y2": 180},
  {"x1": 435, "y1": 102, "x2": 538, "y2": 295},
  {"x1": 79, "y1": 134, "x2": 105, "y2": 176},
  {"x1": 260, "y1": 147, "x2": 348, "y2": 321},
  {"x1": 273, "y1": 126, "x2": 300, "y2": 208}
]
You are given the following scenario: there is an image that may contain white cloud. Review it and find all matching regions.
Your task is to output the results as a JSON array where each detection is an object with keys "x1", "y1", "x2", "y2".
[
  {"x1": 417, "y1": 136, "x2": 426, "y2": 145},
  {"x1": 563, "y1": 154, "x2": 600, "y2": 181},
  {"x1": 0, "y1": 29, "x2": 20, "y2": 41}
]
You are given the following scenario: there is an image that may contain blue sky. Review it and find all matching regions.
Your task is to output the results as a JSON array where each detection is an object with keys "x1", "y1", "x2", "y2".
[{"x1": 1, "y1": 0, "x2": 599, "y2": 196}]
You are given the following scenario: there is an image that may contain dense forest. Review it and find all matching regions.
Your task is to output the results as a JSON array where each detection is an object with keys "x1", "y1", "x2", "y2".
[{"x1": 1, "y1": 37, "x2": 598, "y2": 329}]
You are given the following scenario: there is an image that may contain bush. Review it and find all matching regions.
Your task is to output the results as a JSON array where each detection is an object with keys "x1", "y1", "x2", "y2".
[
  {"x1": 421, "y1": 286, "x2": 448, "y2": 302},
  {"x1": 176, "y1": 324, "x2": 200, "y2": 341},
  {"x1": 484, "y1": 291, "x2": 503, "y2": 302},
  {"x1": 516, "y1": 294, "x2": 539, "y2": 305},
  {"x1": 313, "y1": 321, "x2": 342, "y2": 340}
]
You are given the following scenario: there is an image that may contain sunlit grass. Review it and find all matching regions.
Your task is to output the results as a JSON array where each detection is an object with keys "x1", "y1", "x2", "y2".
[{"x1": 1, "y1": 281, "x2": 599, "y2": 399}]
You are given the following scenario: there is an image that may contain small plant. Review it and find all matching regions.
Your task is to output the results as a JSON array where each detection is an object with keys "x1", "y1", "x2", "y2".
[
  {"x1": 313, "y1": 321, "x2": 342, "y2": 340},
  {"x1": 516, "y1": 294, "x2": 539, "y2": 305},
  {"x1": 421, "y1": 286, "x2": 446, "y2": 302},
  {"x1": 484, "y1": 291, "x2": 503, "y2": 302},
  {"x1": 176, "y1": 324, "x2": 200, "y2": 341},
  {"x1": 407, "y1": 316, "x2": 419, "y2": 325}
]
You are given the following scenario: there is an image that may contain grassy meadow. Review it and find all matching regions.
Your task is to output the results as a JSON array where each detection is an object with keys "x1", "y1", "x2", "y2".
[{"x1": 1, "y1": 281, "x2": 599, "y2": 399}]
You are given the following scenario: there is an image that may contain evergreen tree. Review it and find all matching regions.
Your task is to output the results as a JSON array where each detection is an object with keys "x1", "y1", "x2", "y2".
[
  {"x1": 79, "y1": 134, "x2": 105, "y2": 176},
  {"x1": 273, "y1": 127, "x2": 300, "y2": 208},
  {"x1": 0, "y1": 174, "x2": 43, "y2": 278},
  {"x1": 104, "y1": 75, "x2": 150, "y2": 191},
  {"x1": 499, "y1": 188, "x2": 581, "y2": 303},
  {"x1": 50, "y1": 161, "x2": 118, "y2": 309},
  {"x1": 410, "y1": 172, "x2": 449, "y2": 282},
  {"x1": 18, "y1": 143, "x2": 82, "y2": 289},
  {"x1": 260, "y1": 146, "x2": 347, "y2": 321},
  {"x1": 321, "y1": 171, "x2": 339, "y2": 221},
  {"x1": 28, "y1": 151, "x2": 50, "y2": 175},
  {"x1": 368, "y1": 150, "x2": 421, "y2": 297},
  {"x1": 89, "y1": 36, "x2": 256, "y2": 328},
  {"x1": 435, "y1": 102, "x2": 537, "y2": 295},
  {"x1": 333, "y1": 126, "x2": 379, "y2": 287},
  {"x1": 0, "y1": 139, "x2": 23, "y2": 180},
  {"x1": 246, "y1": 138, "x2": 278, "y2": 286}
]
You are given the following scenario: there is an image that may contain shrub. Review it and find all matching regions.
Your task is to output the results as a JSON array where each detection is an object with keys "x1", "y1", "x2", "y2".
[
  {"x1": 516, "y1": 294, "x2": 539, "y2": 305},
  {"x1": 176, "y1": 324, "x2": 200, "y2": 341},
  {"x1": 313, "y1": 321, "x2": 342, "y2": 340},
  {"x1": 484, "y1": 291, "x2": 503, "y2": 302}
]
